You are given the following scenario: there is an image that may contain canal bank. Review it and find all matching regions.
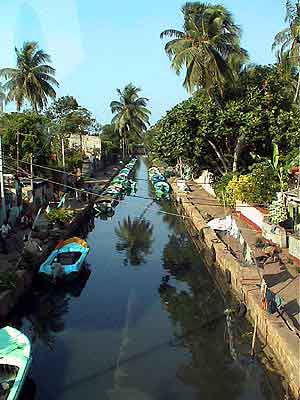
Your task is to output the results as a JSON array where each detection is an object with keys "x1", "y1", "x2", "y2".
[
  {"x1": 5, "y1": 158, "x2": 283, "y2": 400},
  {"x1": 0, "y1": 160, "x2": 126, "y2": 320},
  {"x1": 169, "y1": 178, "x2": 300, "y2": 399}
]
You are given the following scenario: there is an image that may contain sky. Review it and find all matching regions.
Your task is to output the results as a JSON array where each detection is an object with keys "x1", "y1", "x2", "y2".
[{"x1": 0, "y1": 0, "x2": 287, "y2": 125}]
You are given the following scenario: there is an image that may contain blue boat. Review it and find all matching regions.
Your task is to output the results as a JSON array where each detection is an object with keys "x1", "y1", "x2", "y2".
[{"x1": 38, "y1": 237, "x2": 90, "y2": 282}]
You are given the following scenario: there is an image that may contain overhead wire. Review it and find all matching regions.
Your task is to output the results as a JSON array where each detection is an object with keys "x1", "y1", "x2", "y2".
[{"x1": 4, "y1": 160, "x2": 298, "y2": 234}]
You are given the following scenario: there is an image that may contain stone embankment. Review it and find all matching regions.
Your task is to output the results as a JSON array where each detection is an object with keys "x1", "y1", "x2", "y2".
[{"x1": 170, "y1": 178, "x2": 300, "y2": 400}]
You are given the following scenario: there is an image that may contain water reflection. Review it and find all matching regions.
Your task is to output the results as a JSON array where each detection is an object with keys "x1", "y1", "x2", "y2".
[
  {"x1": 160, "y1": 229, "x2": 278, "y2": 400},
  {"x1": 25, "y1": 290, "x2": 69, "y2": 348},
  {"x1": 115, "y1": 217, "x2": 154, "y2": 266}
]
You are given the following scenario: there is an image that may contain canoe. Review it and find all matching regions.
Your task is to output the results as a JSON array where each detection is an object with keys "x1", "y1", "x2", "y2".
[
  {"x1": 0, "y1": 326, "x2": 32, "y2": 400},
  {"x1": 38, "y1": 237, "x2": 89, "y2": 282}
]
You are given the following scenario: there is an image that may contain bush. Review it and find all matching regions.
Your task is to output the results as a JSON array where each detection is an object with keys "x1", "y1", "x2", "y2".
[
  {"x1": 0, "y1": 272, "x2": 17, "y2": 291},
  {"x1": 213, "y1": 173, "x2": 234, "y2": 205},
  {"x1": 213, "y1": 162, "x2": 287, "y2": 207},
  {"x1": 247, "y1": 162, "x2": 283, "y2": 204},
  {"x1": 46, "y1": 209, "x2": 75, "y2": 224}
]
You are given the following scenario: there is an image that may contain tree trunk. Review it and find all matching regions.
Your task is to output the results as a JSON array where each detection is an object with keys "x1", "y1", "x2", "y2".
[
  {"x1": 207, "y1": 140, "x2": 229, "y2": 173},
  {"x1": 122, "y1": 138, "x2": 125, "y2": 160},
  {"x1": 232, "y1": 136, "x2": 244, "y2": 173},
  {"x1": 294, "y1": 70, "x2": 300, "y2": 103}
]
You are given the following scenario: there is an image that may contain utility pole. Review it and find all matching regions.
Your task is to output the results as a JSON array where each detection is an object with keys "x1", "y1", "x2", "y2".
[
  {"x1": 0, "y1": 133, "x2": 7, "y2": 222},
  {"x1": 16, "y1": 131, "x2": 20, "y2": 176},
  {"x1": 30, "y1": 153, "x2": 34, "y2": 193},
  {"x1": 61, "y1": 138, "x2": 66, "y2": 191}
]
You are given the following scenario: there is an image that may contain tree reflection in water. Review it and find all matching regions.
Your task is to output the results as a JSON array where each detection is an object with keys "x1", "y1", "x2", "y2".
[
  {"x1": 27, "y1": 290, "x2": 69, "y2": 348},
  {"x1": 160, "y1": 229, "x2": 244, "y2": 399},
  {"x1": 115, "y1": 217, "x2": 154, "y2": 266}
]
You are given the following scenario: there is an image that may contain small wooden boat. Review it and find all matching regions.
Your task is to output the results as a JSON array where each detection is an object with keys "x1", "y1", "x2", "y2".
[
  {"x1": 0, "y1": 326, "x2": 32, "y2": 400},
  {"x1": 38, "y1": 237, "x2": 89, "y2": 282},
  {"x1": 154, "y1": 181, "x2": 171, "y2": 200},
  {"x1": 151, "y1": 174, "x2": 166, "y2": 184}
]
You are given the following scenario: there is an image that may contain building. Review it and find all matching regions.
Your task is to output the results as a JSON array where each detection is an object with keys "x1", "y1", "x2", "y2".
[{"x1": 68, "y1": 134, "x2": 101, "y2": 157}]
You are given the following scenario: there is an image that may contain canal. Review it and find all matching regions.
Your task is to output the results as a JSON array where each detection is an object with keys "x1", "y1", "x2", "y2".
[{"x1": 11, "y1": 158, "x2": 280, "y2": 400}]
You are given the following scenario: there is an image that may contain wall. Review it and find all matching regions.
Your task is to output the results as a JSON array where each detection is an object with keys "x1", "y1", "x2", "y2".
[
  {"x1": 69, "y1": 134, "x2": 101, "y2": 156},
  {"x1": 262, "y1": 219, "x2": 287, "y2": 248},
  {"x1": 236, "y1": 202, "x2": 268, "y2": 231},
  {"x1": 171, "y1": 182, "x2": 300, "y2": 399},
  {"x1": 193, "y1": 170, "x2": 216, "y2": 197},
  {"x1": 289, "y1": 234, "x2": 300, "y2": 261}
]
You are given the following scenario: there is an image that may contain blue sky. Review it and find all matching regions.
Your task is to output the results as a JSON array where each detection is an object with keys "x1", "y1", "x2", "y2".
[{"x1": 0, "y1": 0, "x2": 286, "y2": 124}]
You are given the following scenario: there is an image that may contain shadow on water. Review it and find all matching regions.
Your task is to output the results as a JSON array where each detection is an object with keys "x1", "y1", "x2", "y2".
[{"x1": 158, "y1": 200, "x2": 286, "y2": 400}]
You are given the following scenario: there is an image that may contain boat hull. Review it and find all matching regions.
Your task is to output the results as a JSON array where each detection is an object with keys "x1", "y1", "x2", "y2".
[
  {"x1": 0, "y1": 326, "x2": 32, "y2": 400},
  {"x1": 38, "y1": 237, "x2": 89, "y2": 282}
]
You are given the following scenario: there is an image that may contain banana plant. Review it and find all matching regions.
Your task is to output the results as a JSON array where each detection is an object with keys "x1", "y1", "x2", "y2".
[{"x1": 269, "y1": 143, "x2": 286, "y2": 193}]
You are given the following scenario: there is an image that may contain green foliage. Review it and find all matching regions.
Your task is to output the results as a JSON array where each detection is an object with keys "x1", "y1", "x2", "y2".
[
  {"x1": 160, "y1": 2, "x2": 247, "y2": 95},
  {"x1": 110, "y1": 83, "x2": 151, "y2": 158},
  {"x1": 147, "y1": 66, "x2": 300, "y2": 175},
  {"x1": 247, "y1": 162, "x2": 284, "y2": 203},
  {"x1": 65, "y1": 146, "x2": 83, "y2": 170},
  {"x1": 213, "y1": 173, "x2": 235, "y2": 205},
  {"x1": 101, "y1": 124, "x2": 120, "y2": 155},
  {"x1": 46, "y1": 209, "x2": 75, "y2": 224},
  {"x1": 269, "y1": 196, "x2": 288, "y2": 225},
  {"x1": 0, "y1": 111, "x2": 51, "y2": 165},
  {"x1": 214, "y1": 161, "x2": 286, "y2": 206},
  {"x1": 0, "y1": 41, "x2": 58, "y2": 111},
  {"x1": 0, "y1": 271, "x2": 17, "y2": 291}
]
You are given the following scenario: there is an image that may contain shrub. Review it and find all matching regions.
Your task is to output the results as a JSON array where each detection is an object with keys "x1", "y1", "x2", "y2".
[
  {"x1": 0, "y1": 272, "x2": 17, "y2": 291},
  {"x1": 247, "y1": 162, "x2": 283, "y2": 204},
  {"x1": 213, "y1": 161, "x2": 287, "y2": 207},
  {"x1": 213, "y1": 173, "x2": 234, "y2": 205},
  {"x1": 46, "y1": 209, "x2": 75, "y2": 224}
]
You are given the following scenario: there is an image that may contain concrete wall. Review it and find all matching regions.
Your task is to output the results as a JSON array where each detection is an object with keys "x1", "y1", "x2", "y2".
[
  {"x1": 262, "y1": 219, "x2": 287, "y2": 248},
  {"x1": 193, "y1": 170, "x2": 216, "y2": 197},
  {"x1": 69, "y1": 134, "x2": 101, "y2": 156},
  {"x1": 289, "y1": 234, "x2": 300, "y2": 261},
  {"x1": 236, "y1": 202, "x2": 268, "y2": 230},
  {"x1": 171, "y1": 182, "x2": 300, "y2": 399}
]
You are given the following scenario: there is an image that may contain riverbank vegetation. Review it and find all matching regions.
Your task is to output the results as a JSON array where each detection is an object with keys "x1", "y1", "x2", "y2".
[{"x1": 147, "y1": 0, "x2": 300, "y2": 208}]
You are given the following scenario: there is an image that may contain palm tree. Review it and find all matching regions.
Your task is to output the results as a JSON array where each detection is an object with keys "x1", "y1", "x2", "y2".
[
  {"x1": 160, "y1": 2, "x2": 247, "y2": 96},
  {"x1": 115, "y1": 216, "x2": 154, "y2": 266},
  {"x1": 110, "y1": 83, "x2": 151, "y2": 159},
  {"x1": 0, "y1": 82, "x2": 6, "y2": 113},
  {"x1": 0, "y1": 41, "x2": 59, "y2": 112},
  {"x1": 273, "y1": 0, "x2": 300, "y2": 102}
]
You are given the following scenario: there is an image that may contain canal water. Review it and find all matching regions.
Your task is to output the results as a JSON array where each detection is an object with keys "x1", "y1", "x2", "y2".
[{"x1": 11, "y1": 158, "x2": 280, "y2": 400}]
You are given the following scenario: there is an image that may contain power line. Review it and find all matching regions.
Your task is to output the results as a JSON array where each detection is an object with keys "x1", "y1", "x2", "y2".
[{"x1": 5, "y1": 156, "x2": 79, "y2": 178}]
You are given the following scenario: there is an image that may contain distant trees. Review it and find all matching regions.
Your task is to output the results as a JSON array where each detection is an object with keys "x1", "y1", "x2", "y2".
[{"x1": 110, "y1": 83, "x2": 151, "y2": 159}]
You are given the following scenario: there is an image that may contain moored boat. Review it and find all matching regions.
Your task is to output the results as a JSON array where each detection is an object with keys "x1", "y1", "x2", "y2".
[
  {"x1": 38, "y1": 237, "x2": 89, "y2": 282},
  {"x1": 0, "y1": 326, "x2": 32, "y2": 400}
]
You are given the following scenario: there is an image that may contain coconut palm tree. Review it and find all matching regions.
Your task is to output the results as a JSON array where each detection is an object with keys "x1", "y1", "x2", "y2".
[
  {"x1": 115, "y1": 216, "x2": 154, "y2": 266},
  {"x1": 110, "y1": 83, "x2": 151, "y2": 159},
  {"x1": 0, "y1": 82, "x2": 6, "y2": 113},
  {"x1": 273, "y1": 0, "x2": 300, "y2": 102},
  {"x1": 160, "y1": 2, "x2": 247, "y2": 96},
  {"x1": 0, "y1": 41, "x2": 59, "y2": 112}
]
